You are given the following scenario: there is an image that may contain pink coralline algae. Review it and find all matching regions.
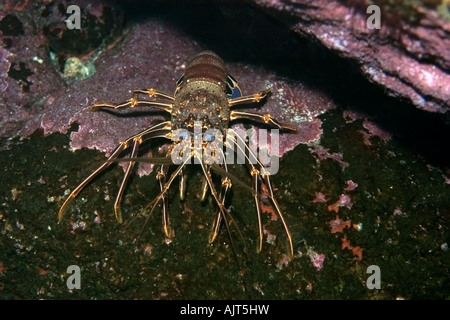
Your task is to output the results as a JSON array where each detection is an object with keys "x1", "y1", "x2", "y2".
[
  {"x1": 360, "y1": 120, "x2": 392, "y2": 146},
  {"x1": 343, "y1": 110, "x2": 392, "y2": 146},
  {"x1": 0, "y1": 0, "x2": 124, "y2": 141},
  {"x1": 260, "y1": 201, "x2": 279, "y2": 221},
  {"x1": 312, "y1": 192, "x2": 330, "y2": 203},
  {"x1": 309, "y1": 145, "x2": 349, "y2": 169},
  {"x1": 311, "y1": 253, "x2": 325, "y2": 270},
  {"x1": 341, "y1": 236, "x2": 363, "y2": 261},
  {"x1": 250, "y1": 0, "x2": 450, "y2": 113},
  {"x1": 306, "y1": 248, "x2": 326, "y2": 270},
  {"x1": 327, "y1": 194, "x2": 353, "y2": 213},
  {"x1": 344, "y1": 180, "x2": 358, "y2": 192},
  {"x1": 329, "y1": 215, "x2": 352, "y2": 234}
]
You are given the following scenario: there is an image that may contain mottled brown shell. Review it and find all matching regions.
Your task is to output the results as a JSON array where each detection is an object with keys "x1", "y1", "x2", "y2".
[
  {"x1": 172, "y1": 51, "x2": 230, "y2": 132},
  {"x1": 183, "y1": 51, "x2": 228, "y2": 90}
]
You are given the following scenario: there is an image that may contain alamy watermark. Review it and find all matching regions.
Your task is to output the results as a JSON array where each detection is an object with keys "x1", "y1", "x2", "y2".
[
  {"x1": 366, "y1": 5, "x2": 381, "y2": 29},
  {"x1": 65, "y1": 5, "x2": 81, "y2": 30},
  {"x1": 366, "y1": 265, "x2": 381, "y2": 289},
  {"x1": 170, "y1": 121, "x2": 280, "y2": 175},
  {"x1": 64, "y1": 264, "x2": 381, "y2": 291},
  {"x1": 66, "y1": 265, "x2": 81, "y2": 289}
]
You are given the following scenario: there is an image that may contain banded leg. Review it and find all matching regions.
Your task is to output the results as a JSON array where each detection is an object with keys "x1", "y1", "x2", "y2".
[
  {"x1": 157, "y1": 161, "x2": 173, "y2": 238},
  {"x1": 91, "y1": 88, "x2": 174, "y2": 112},
  {"x1": 261, "y1": 173, "x2": 293, "y2": 257},
  {"x1": 231, "y1": 133, "x2": 294, "y2": 258},
  {"x1": 58, "y1": 142, "x2": 128, "y2": 222},
  {"x1": 228, "y1": 88, "x2": 271, "y2": 107},
  {"x1": 250, "y1": 168, "x2": 264, "y2": 254},
  {"x1": 179, "y1": 168, "x2": 187, "y2": 201},
  {"x1": 113, "y1": 136, "x2": 141, "y2": 223},
  {"x1": 139, "y1": 151, "x2": 191, "y2": 235},
  {"x1": 58, "y1": 121, "x2": 172, "y2": 222},
  {"x1": 199, "y1": 177, "x2": 209, "y2": 201},
  {"x1": 226, "y1": 133, "x2": 263, "y2": 252},
  {"x1": 209, "y1": 150, "x2": 232, "y2": 244},
  {"x1": 133, "y1": 88, "x2": 175, "y2": 101},
  {"x1": 230, "y1": 110, "x2": 297, "y2": 132},
  {"x1": 198, "y1": 161, "x2": 238, "y2": 255}
]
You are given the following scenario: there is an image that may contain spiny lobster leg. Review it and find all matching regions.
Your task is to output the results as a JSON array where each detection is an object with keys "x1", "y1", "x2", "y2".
[
  {"x1": 113, "y1": 136, "x2": 141, "y2": 224},
  {"x1": 133, "y1": 88, "x2": 175, "y2": 101},
  {"x1": 91, "y1": 88, "x2": 174, "y2": 112},
  {"x1": 229, "y1": 133, "x2": 264, "y2": 253},
  {"x1": 228, "y1": 88, "x2": 271, "y2": 107},
  {"x1": 230, "y1": 110, "x2": 297, "y2": 132},
  {"x1": 157, "y1": 160, "x2": 173, "y2": 238},
  {"x1": 58, "y1": 121, "x2": 172, "y2": 223},
  {"x1": 139, "y1": 153, "x2": 191, "y2": 237},
  {"x1": 261, "y1": 174, "x2": 293, "y2": 257},
  {"x1": 179, "y1": 167, "x2": 187, "y2": 201},
  {"x1": 199, "y1": 161, "x2": 234, "y2": 247},
  {"x1": 58, "y1": 142, "x2": 127, "y2": 222},
  {"x1": 231, "y1": 133, "x2": 294, "y2": 259},
  {"x1": 250, "y1": 167, "x2": 264, "y2": 254},
  {"x1": 200, "y1": 176, "x2": 209, "y2": 201},
  {"x1": 209, "y1": 149, "x2": 232, "y2": 244}
]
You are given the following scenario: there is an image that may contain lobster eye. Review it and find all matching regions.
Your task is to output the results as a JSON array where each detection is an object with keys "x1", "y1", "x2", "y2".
[
  {"x1": 226, "y1": 74, "x2": 242, "y2": 99},
  {"x1": 204, "y1": 133, "x2": 215, "y2": 142},
  {"x1": 175, "y1": 129, "x2": 191, "y2": 140}
]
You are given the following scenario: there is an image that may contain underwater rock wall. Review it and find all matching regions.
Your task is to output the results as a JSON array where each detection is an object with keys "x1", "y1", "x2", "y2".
[{"x1": 248, "y1": 0, "x2": 450, "y2": 113}]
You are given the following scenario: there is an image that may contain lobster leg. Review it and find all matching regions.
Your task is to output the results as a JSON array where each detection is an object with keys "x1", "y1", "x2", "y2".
[
  {"x1": 91, "y1": 88, "x2": 174, "y2": 111},
  {"x1": 231, "y1": 133, "x2": 294, "y2": 259},
  {"x1": 58, "y1": 121, "x2": 172, "y2": 222},
  {"x1": 230, "y1": 110, "x2": 297, "y2": 132}
]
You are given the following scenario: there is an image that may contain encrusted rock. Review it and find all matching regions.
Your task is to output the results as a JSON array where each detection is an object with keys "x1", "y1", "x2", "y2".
[{"x1": 248, "y1": 0, "x2": 450, "y2": 113}]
